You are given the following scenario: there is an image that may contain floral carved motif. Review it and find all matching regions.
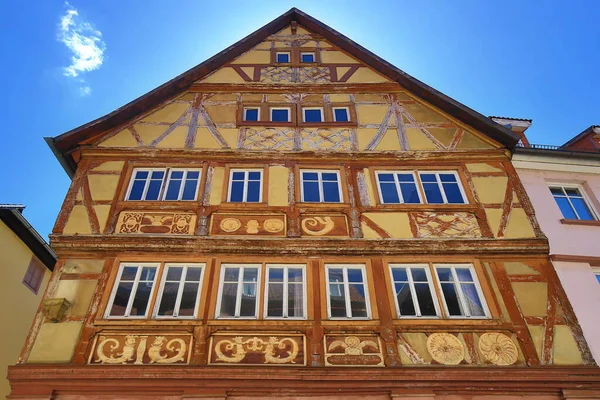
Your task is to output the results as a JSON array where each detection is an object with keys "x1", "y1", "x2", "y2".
[
  {"x1": 410, "y1": 212, "x2": 481, "y2": 238},
  {"x1": 259, "y1": 66, "x2": 330, "y2": 83},
  {"x1": 116, "y1": 211, "x2": 196, "y2": 235},
  {"x1": 478, "y1": 332, "x2": 519, "y2": 365},
  {"x1": 426, "y1": 333, "x2": 465, "y2": 365},
  {"x1": 325, "y1": 335, "x2": 384, "y2": 366},
  {"x1": 209, "y1": 334, "x2": 304, "y2": 365},
  {"x1": 301, "y1": 128, "x2": 352, "y2": 151},
  {"x1": 211, "y1": 214, "x2": 286, "y2": 236},
  {"x1": 241, "y1": 128, "x2": 295, "y2": 150},
  {"x1": 300, "y1": 214, "x2": 349, "y2": 237},
  {"x1": 89, "y1": 333, "x2": 191, "y2": 365}
]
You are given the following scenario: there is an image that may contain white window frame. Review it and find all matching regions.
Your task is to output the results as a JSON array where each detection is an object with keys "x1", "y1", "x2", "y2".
[
  {"x1": 275, "y1": 52, "x2": 291, "y2": 63},
  {"x1": 300, "y1": 52, "x2": 316, "y2": 63},
  {"x1": 161, "y1": 168, "x2": 202, "y2": 201},
  {"x1": 264, "y1": 264, "x2": 307, "y2": 320},
  {"x1": 105, "y1": 263, "x2": 160, "y2": 319},
  {"x1": 243, "y1": 107, "x2": 260, "y2": 122},
  {"x1": 125, "y1": 168, "x2": 167, "y2": 201},
  {"x1": 389, "y1": 263, "x2": 441, "y2": 319},
  {"x1": 418, "y1": 171, "x2": 468, "y2": 204},
  {"x1": 548, "y1": 183, "x2": 598, "y2": 220},
  {"x1": 375, "y1": 171, "x2": 423, "y2": 204},
  {"x1": 325, "y1": 264, "x2": 371, "y2": 320},
  {"x1": 593, "y1": 267, "x2": 600, "y2": 285},
  {"x1": 270, "y1": 107, "x2": 291, "y2": 122},
  {"x1": 332, "y1": 107, "x2": 350, "y2": 122},
  {"x1": 302, "y1": 107, "x2": 324, "y2": 123},
  {"x1": 215, "y1": 264, "x2": 261, "y2": 319},
  {"x1": 152, "y1": 263, "x2": 205, "y2": 319},
  {"x1": 227, "y1": 169, "x2": 264, "y2": 202},
  {"x1": 300, "y1": 169, "x2": 343, "y2": 203},
  {"x1": 433, "y1": 264, "x2": 490, "y2": 319}
]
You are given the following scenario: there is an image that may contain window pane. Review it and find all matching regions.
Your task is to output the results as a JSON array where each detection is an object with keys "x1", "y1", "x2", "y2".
[
  {"x1": 121, "y1": 266, "x2": 138, "y2": 281},
  {"x1": 380, "y1": 182, "x2": 400, "y2": 203},
  {"x1": 439, "y1": 174, "x2": 457, "y2": 183},
  {"x1": 288, "y1": 268, "x2": 303, "y2": 282},
  {"x1": 571, "y1": 198, "x2": 595, "y2": 220},
  {"x1": 248, "y1": 171, "x2": 261, "y2": 180},
  {"x1": 328, "y1": 268, "x2": 344, "y2": 283},
  {"x1": 304, "y1": 109, "x2": 322, "y2": 122},
  {"x1": 455, "y1": 268, "x2": 473, "y2": 282},
  {"x1": 329, "y1": 284, "x2": 346, "y2": 317},
  {"x1": 109, "y1": 282, "x2": 133, "y2": 316},
  {"x1": 303, "y1": 172, "x2": 319, "y2": 181},
  {"x1": 186, "y1": 267, "x2": 202, "y2": 281},
  {"x1": 182, "y1": 178, "x2": 198, "y2": 200},
  {"x1": 347, "y1": 269, "x2": 364, "y2": 283},
  {"x1": 301, "y1": 53, "x2": 314, "y2": 63},
  {"x1": 395, "y1": 282, "x2": 416, "y2": 316},
  {"x1": 146, "y1": 179, "x2": 163, "y2": 200},
  {"x1": 135, "y1": 171, "x2": 149, "y2": 180},
  {"x1": 271, "y1": 109, "x2": 289, "y2": 122},
  {"x1": 276, "y1": 53, "x2": 289, "y2": 63},
  {"x1": 436, "y1": 268, "x2": 454, "y2": 282},
  {"x1": 240, "y1": 283, "x2": 257, "y2": 316},
  {"x1": 391, "y1": 268, "x2": 408, "y2": 281},
  {"x1": 554, "y1": 196, "x2": 577, "y2": 219},
  {"x1": 322, "y1": 181, "x2": 340, "y2": 202},
  {"x1": 267, "y1": 283, "x2": 284, "y2": 317},
  {"x1": 166, "y1": 267, "x2": 183, "y2": 281},
  {"x1": 178, "y1": 282, "x2": 199, "y2": 316},
  {"x1": 303, "y1": 181, "x2": 320, "y2": 202},
  {"x1": 230, "y1": 181, "x2": 244, "y2": 202},
  {"x1": 141, "y1": 267, "x2": 156, "y2": 281},
  {"x1": 243, "y1": 268, "x2": 258, "y2": 282},
  {"x1": 423, "y1": 182, "x2": 444, "y2": 204},
  {"x1": 223, "y1": 267, "x2": 239, "y2": 282},
  {"x1": 596, "y1": 274, "x2": 600, "y2": 284},
  {"x1": 414, "y1": 283, "x2": 437, "y2": 316},
  {"x1": 378, "y1": 173, "x2": 394, "y2": 182},
  {"x1": 128, "y1": 180, "x2": 146, "y2": 200},
  {"x1": 269, "y1": 268, "x2": 284, "y2": 282},
  {"x1": 411, "y1": 268, "x2": 428, "y2": 282},
  {"x1": 322, "y1": 173, "x2": 338, "y2": 181},
  {"x1": 349, "y1": 283, "x2": 368, "y2": 317},
  {"x1": 131, "y1": 281, "x2": 154, "y2": 316},
  {"x1": 246, "y1": 181, "x2": 261, "y2": 202},
  {"x1": 461, "y1": 283, "x2": 485, "y2": 316},
  {"x1": 400, "y1": 182, "x2": 420, "y2": 203},
  {"x1": 442, "y1": 183, "x2": 465, "y2": 204},
  {"x1": 232, "y1": 171, "x2": 245, "y2": 180},
  {"x1": 244, "y1": 108, "x2": 259, "y2": 121},
  {"x1": 420, "y1": 173, "x2": 437, "y2": 183},
  {"x1": 334, "y1": 108, "x2": 349, "y2": 122},
  {"x1": 564, "y1": 188, "x2": 580, "y2": 196},
  {"x1": 550, "y1": 187, "x2": 564, "y2": 196},
  {"x1": 219, "y1": 283, "x2": 238, "y2": 316},
  {"x1": 157, "y1": 282, "x2": 179, "y2": 316},
  {"x1": 288, "y1": 283, "x2": 304, "y2": 317},
  {"x1": 441, "y1": 282, "x2": 463, "y2": 316}
]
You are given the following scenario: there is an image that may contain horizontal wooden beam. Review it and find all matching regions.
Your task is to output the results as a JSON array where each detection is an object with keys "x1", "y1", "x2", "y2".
[{"x1": 190, "y1": 82, "x2": 403, "y2": 93}]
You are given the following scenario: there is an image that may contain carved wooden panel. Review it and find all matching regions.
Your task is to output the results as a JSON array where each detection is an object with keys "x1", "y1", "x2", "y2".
[
  {"x1": 241, "y1": 128, "x2": 295, "y2": 150},
  {"x1": 324, "y1": 334, "x2": 384, "y2": 366},
  {"x1": 210, "y1": 213, "x2": 286, "y2": 236},
  {"x1": 260, "y1": 66, "x2": 331, "y2": 83},
  {"x1": 116, "y1": 211, "x2": 196, "y2": 234},
  {"x1": 208, "y1": 333, "x2": 305, "y2": 366},
  {"x1": 88, "y1": 333, "x2": 192, "y2": 365},
  {"x1": 300, "y1": 128, "x2": 352, "y2": 151},
  {"x1": 300, "y1": 214, "x2": 349, "y2": 237},
  {"x1": 409, "y1": 212, "x2": 482, "y2": 238}
]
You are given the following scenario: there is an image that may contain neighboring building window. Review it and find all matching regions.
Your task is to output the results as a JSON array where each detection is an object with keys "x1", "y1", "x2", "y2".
[
  {"x1": 126, "y1": 168, "x2": 201, "y2": 201},
  {"x1": 265, "y1": 265, "x2": 306, "y2": 319},
  {"x1": 549, "y1": 186, "x2": 596, "y2": 221},
  {"x1": 163, "y1": 169, "x2": 201, "y2": 201},
  {"x1": 300, "y1": 170, "x2": 342, "y2": 203},
  {"x1": 594, "y1": 268, "x2": 600, "y2": 284},
  {"x1": 154, "y1": 264, "x2": 205, "y2": 318},
  {"x1": 419, "y1": 172, "x2": 466, "y2": 204},
  {"x1": 243, "y1": 107, "x2": 260, "y2": 122},
  {"x1": 270, "y1": 107, "x2": 290, "y2": 122},
  {"x1": 300, "y1": 52, "x2": 315, "y2": 63},
  {"x1": 333, "y1": 107, "x2": 350, "y2": 122},
  {"x1": 434, "y1": 265, "x2": 488, "y2": 318},
  {"x1": 106, "y1": 264, "x2": 159, "y2": 318},
  {"x1": 376, "y1": 172, "x2": 421, "y2": 204},
  {"x1": 228, "y1": 169, "x2": 263, "y2": 202},
  {"x1": 302, "y1": 107, "x2": 324, "y2": 123},
  {"x1": 22, "y1": 256, "x2": 46, "y2": 294},
  {"x1": 216, "y1": 264, "x2": 261, "y2": 318},
  {"x1": 326, "y1": 264, "x2": 370, "y2": 319},
  {"x1": 276, "y1": 52, "x2": 290, "y2": 63},
  {"x1": 389, "y1": 264, "x2": 439, "y2": 318}
]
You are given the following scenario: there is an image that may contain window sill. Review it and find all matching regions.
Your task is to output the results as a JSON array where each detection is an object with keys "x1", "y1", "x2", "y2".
[
  {"x1": 394, "y1": 318, "x2": 501, "y2": 326},
  {"x1": 369, "y1": 204, "x2": 476, "y2": 212},
  {"x1": 560, "y1": 218, "x2": 600, "y2": 227},
  {"x1": 237, "y1": 121, "x2": 295, "y2": 128}
]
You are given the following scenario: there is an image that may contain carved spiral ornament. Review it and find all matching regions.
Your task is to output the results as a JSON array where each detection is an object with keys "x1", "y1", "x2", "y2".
[
  {"x1": 478, "y1": 332, "x2": 518, "y2": 365},
  {"x1": 426, "y1": 333, "x2": 464, "y2": 365}
]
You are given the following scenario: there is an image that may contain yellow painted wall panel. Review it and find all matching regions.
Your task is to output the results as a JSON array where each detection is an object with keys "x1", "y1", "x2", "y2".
[
  {"x1": 484, "y1": 208, "x2": 502, "y2": 236},
  {"x1": 320, "y1": 50, "x2": 359, "y2": 64},
  {"x1": 457, "y1": 131, "x2": 496, "y2": 149},
  {"x1": 553, "y1": 325, "x2": 584, "y2": 365},
  {"x1": 134, "y1": 124, "x2": 165, "y2": 145},
  {"x1": 63, "y1": 206, "x2": 91, "y2": 234},
  {"x1": 253, "y1": 42, "x2": 271, "y2": 50},
  {"x1": 268, "y1": 166, "x2": 289, "y2": 206},
  {"x1": 400, "y1": 333, "x2": 432, "y2": 364},
  {"x1": 98, "y1": 130, "x2": 138, "y2": 148},
  {"x1": 94, "y1": 205, "x2": 111, "y2": 232},
  {"x1": 200, "y1": 68, "x2": 246, "y2": 83},
  {"x1": 527, "y1": 325, "x2": 545, "y2": 360},
  {"x1": 466, "y1": 163, "x2": 504, "y2": 173},
  {"x1": 91, "y1": 161, "x2": 124, "y2": 172},
  {"x1": 356, "y1": 104, "x2": 388, "y2": 125},
  {"x1": 504, "y1": 262, "x2": 540, "y2": 275},
  {"x1": 336, "y1": 66, "x2": 350, "y2": 79},
  {"x1": 362, "y1": 168, "x2": 376, "y2": 206},
  {"x1": 329, "y1": 94, "x2": 350, "y2": 102},
  {"x1": 88, "y1": 175, "x2": 119, "y2": 201},
  {"x1": 403, "y1": 103, "x2": 449, "y2": 124},
  {"x1": 195, "y1": 127, "x2": 223, "y2": 149},
  {"x1": 207, "y1": 94, "x2": 238, "y2": 102},
  {"x1": 483, "y1": 263, "x2": 511, "y2": 322},
  {"x1": 27, "y1": 322, "x2": 83, "y2": 363},
  {"x1": 63, "y1": 259, "x2": 105, "y2": 274},
  {"x1": 428, "y1": 128, "x2": 456, "y2": 148},
  {"x1": 406, "y1": 128, "x2": 437, "y2": 150},
  {"x1": 472, "y1": 177, "x2": 508, "y2": 204},
  {"x1": 54, "y1": 280, "x2": 97, "y2": 317},
  {"x1": 243, "y1": 94, "x2": 263, "y2": 102},
  {"x1": 375, "y1": 129, "x2": 401, "y2": 151},
  {"x1": 504, "y1": 208, "x2": 536, "y2": 238},
  {"x1": 140, "y1": 103, "x2": 189, "y2": 124},
  {"x1": 346, "y1": 67, "x2": 391, "y2": 83},
  {"x1": 231, "y1": 50, "x2": 271, "y2": 64},
  {"x1": 363, "y1": 212, "x2": 412, "y2": 238},
  {"x1": 209, "y1": 167, "x2": 225, "y2": 205},
  {"x1": 511, "y1": 282, "x2": 548, "y2": 316},
  {"x1": 219, "y1": 128, "x2": 238, "y2": 149},
  {"x1": 75, "y1": 188, "x2": 83, "y2": 201},
  {"x1": 360, "y1": 222, "x2": 380, "y2": 239},
  {"x1": 204, "y1": 104, "x2": 238, "y2": 124},
  {"x1": 354, "y1": 94, "x2": 387, "y2": 103},
  {"x1": 155, "y1": 126, "x2": 187, "y2": 148},
  {"x1": 356, "y1": 128, "x2": 378, "y2": 150}
]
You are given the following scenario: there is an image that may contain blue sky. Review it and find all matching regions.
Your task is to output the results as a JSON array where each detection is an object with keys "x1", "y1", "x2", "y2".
[{"x1": 1, "y1": 0, "x2": 599, "y2": 240}]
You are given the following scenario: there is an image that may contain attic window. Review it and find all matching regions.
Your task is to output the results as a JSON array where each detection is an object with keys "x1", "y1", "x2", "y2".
[
  {"x1": 300, "y1": 52, "x2": 315, "y2": 63},
  {"x1": 243, "y1": 107, "x2": 259, "y2": 122},
  {"x1": 276, "y1": 52, "x2": 290, "y2": 63}
]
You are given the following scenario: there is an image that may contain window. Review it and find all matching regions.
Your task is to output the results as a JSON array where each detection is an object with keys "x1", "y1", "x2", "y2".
[
  {"x1": 302, "y1": 107, "x2": 324, "y2": 123},
  {"x1": 228, "y1": 169, "x2": 263, "y2": 202},
  {"x1": 154, "y1": 264, "x2": 205, "y2": 318},
  {"x1": 243, "y1": 107, "x2": 260, "y2": 122},
  {"x1": 389, "y1": 264, "x2": 439, "y2": 318},
  {"x1": 549, "y1": 186, "x2": 596, "y2": 221},
  {"x1": 22, "y1": 256, "x2": 46, "y2": 294},
  {"x1": 126, "y1": 168, "x2": 201, "y2": 201},
  {"x1": 265, "y1": 265, "x2": 306, "y2": 318},
  {"x1": 376, "y1": 172, "x2": 421, "y2": 204},
  {"x1": 106, "y1": 264, "x2": 159, "y2": 318},
  {"x1": 326, "y1": 264, "x2": 370, "y2": 319},
  {"x1": 216, "y1": 264, "x2": 260, "y2": 318},
  {"x1": 419, "y1": 172, "x2": 466, "y2": 204},
  {"x1": 163, "y1": 169, "x2": 201, "y2": 201},
  {"x1": 594, "y1": 268, "x2": 600, "y2": 284},
  {"x1": 276, "y1": 52, "x2": 290, "y2": 63},
  {"x1": 300, "y1": 52, "x2": 315, "y2": 63},
  {"x1": 300, "y1": 170, "x2": 342, "y2": 203},
  {"x1": 434, "y1": 264, "x2": 488, "y2": 318},
  {"x1": 333, "y1": 107, "x2": 350, "y2": 122},
  {"x1": 270, "y1": 107, "x2": 290, "y2": 122}
]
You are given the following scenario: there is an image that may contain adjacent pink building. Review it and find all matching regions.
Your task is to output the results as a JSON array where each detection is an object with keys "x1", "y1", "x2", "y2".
[{"x1": 510, "y1": 121, "x2": 600, "y2": 362}]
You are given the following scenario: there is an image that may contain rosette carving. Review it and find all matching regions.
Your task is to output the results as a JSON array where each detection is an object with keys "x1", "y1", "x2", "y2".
[
  {"x1": 426, "y1": 333, "x2": 464, "y2": 365},
  {"x1": 478, "y1": 332, "x2": 518, "y2": 365}
]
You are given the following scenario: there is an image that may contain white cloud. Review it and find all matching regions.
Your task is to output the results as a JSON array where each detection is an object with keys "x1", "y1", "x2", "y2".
[{"x1": 58, "y1": 2, "x2": 105, "y2": 94}]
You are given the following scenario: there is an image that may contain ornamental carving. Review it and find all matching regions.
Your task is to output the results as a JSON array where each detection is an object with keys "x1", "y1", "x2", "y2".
[
  {"x1": 210, "y1": 214, "x2": 286, "y2": 236},
  {"x1": 209, "y1": 333, "x2": 304, "y2": 365},
  {"x1": 88, "y1": 333, "x2": 192, "y2": 365},
  {"x1": 116, "y1": 211, "x2": 196, "y2": 235},
  {"x1": 410, "y1": 212, "x2": 481, "y2": 238},
  {"x1": 301, "y1": 128, "x2": 352, "y2": 151},
  {"x1": 478, "y1": 332, "x2": 518, "y2": 365},
  {"x1": 300, "y1": 214, "x2": 349, "y2": 237},
  {"x1": 426, "y1": 333, "x2": 464, "y2": 365},
  {"x1": 324, "y1": 334, "x2": 384, "y2": 366}
]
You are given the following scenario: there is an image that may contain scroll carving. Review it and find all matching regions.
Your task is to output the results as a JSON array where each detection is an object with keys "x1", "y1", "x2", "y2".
[
  {"x1": 116, "y1": 211, "x2": 196, "y2": 235},
  {"x1": 300, "y1": 214, "x2": 349, "y2": 237},
  {"x1": 209, "y1": 333, "x2": 304, "y2": 365},
  {"x1": 89, "y1": 333, "x2": 191, "y2": 365},
  {"x1": 324, "y1": 334, "x2": 384, "y2": 366}
]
